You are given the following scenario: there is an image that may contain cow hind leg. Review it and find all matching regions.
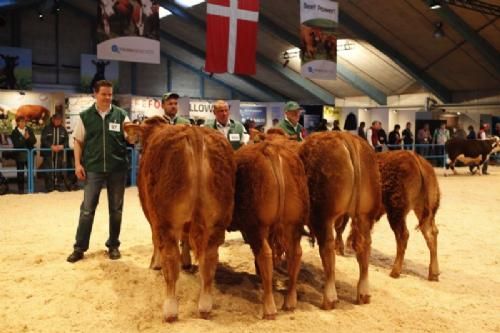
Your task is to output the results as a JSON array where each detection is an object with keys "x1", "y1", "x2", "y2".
[
  {"x1": 416, "y1": 210, "x2": 440, "y2": 281},
  {"x1": 255, "y1": 236, "x2": 277, "y2": 319},
  {"x1": 282, "y1": 224, "x2": 303, "y2": 312},
  {"x1": 316, "y1": 217, "x2": 338, "y2": 310},
  {"x1": 150, "y1": 231, "x2": 162, "y2": 270},
  {"x1": 158, "y1": 232, "x2": 181, "y2": 322},
  {"x1": 350, "y1": 215, "x2": 372, "y2": 305},
  {"x1": 197, "y1": 240, "x2": 219, "y2": 319},
  {"x1": 180, "y1": 239, "x2": 192, "y2": 271},
  {"x1": 387, "y1": 210, "x2": 409, "y2": 279},
  {"x1": 334, "y1": 214, "x2": 349, "y2": 256}
]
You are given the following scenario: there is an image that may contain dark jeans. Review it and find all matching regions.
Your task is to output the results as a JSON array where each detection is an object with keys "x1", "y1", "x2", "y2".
[
  {"x1": 42, "y1": 153, "x2": 64, "y2": 192},
  {"x1": 73, "y1": 171, "x2": 127, "y2": 252},
  {"x1": 15, "y1": 160, "x2": 28, "y2": 193}
]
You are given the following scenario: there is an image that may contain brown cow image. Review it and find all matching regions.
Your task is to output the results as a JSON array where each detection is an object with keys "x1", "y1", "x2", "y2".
[
  {"x1": 299, "y1": 132, "x2": 383, "y2": 308},
  {"x1": 336, "y1": 150, "x2": 440, "y2": 281},
  {"x1": 124, "y1": 117, "x2": 235, "y2": 322},
  {"x1": 16, "y1": 105, "x2": 50, "y2": 124},
  {"x1": 231, "y1": 140, "x2": 309, "y2": 319}
]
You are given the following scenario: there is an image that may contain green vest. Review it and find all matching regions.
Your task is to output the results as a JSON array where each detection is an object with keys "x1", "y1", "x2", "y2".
[
  {"x1": 278, "y1": 119, "x2": 304, "y2": 142},
  {"x1": 80, "y1": 104, "x2": 129, "y2": 173},
  {"x1": 205, "y1": 119, "x2": 245, "y2": 150},
  {"x1": 164, "y1": 115, "x2": 191, "y2": 125}
]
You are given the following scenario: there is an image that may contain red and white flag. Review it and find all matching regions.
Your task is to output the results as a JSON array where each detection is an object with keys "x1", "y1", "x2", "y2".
[{"x1": 205, "y1": 0, "x2": 260, "y2": 75}]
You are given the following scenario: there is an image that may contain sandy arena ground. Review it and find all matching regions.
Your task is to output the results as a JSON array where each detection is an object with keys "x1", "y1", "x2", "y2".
[{"x1": 1, "y1": 166, "x2": 500, "y2": 333}]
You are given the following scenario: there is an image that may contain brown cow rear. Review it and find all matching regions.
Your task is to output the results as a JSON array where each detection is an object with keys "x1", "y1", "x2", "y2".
[
  {"x1": 125, "y1": 117, "x2": 235, "y2": 322},
  {"x1": 378, "y1": 150, "x2": 440, "y2": 280},
  {"x1": 231, "y1": 141, "x2": 309, "y2": 319},
  {"x1": 299, "y1": 132, "x2": 383, "y2": 308},
  {"x1": 335, "y1": 150, "x2": 440, "y2": 281}
]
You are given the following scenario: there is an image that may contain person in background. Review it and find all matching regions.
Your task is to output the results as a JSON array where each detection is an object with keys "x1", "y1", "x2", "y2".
[
  {"x1": 278, "y1": 101, "x2": 305, "y2": 142},
  {"x1": 453, "y1": 123, "x2": 467, "y2": 140},
  {"x1": 205, "y1": 100, "x2": 248, "y2": 150},
  {"x1": 476, "y1": 123, "x2": 491, "y2": 175},
  {"x1": 417, "y1": 123, "x2": 432, "y2": 156},
  {"x1": 401, "y1": 122, "x2": 414, "y2": 150},
  {"x1": 466, "y1": 125, "x2": 476, "y2": 140},
  {"x1": 67, "y1": 80, "x2": 132, "y2": 263},
  {"x1": 161, "y1": 92, "x2": 190, "y2": 125},
  {"x1": 388, "y1": 124, "x2": 402, "y2": 150},
  {"x1": 494, "y1": 123, "x2": 500, "y2": 137},
  {"x1": 272, "y1": 118, "x2": 279, "y2": 127},
  {"x1": 366, "y1": 120, "x2": 382, "y2": 152},
  {"x1": 433, "y1": 123, "x2": 450, "y2": 166},
  {"x1": 357, "y1": 121, "x2": 367, "y2": 140},
  {"x1": 378, "y1": 122, "x2": 388, "y2": 150},
  {"x1": 41, "y1": 112, "x2": 69, "y2": 192},
  {"x1": 315, "y1": 119, "x2": 328, "y2": 132},
  {"x1": 332, "y1": 119, "x2": 341, "y2": 131},
  {"x1": 10, "y1": 116, "x2": 36, "y2": 194}
]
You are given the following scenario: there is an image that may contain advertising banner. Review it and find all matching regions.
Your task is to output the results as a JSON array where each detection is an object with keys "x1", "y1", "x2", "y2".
[
  {"x1": 300, "y1": 0, "x2": 338, "y2": 79},
  {"x1": 0, "y1": 91, "x2": 58, "y2": 135},
  {"x1": 239, "y1": 104, "x2": 267, "y2": 126},
  {"x1": 96, "y1": 0, "x2": 160, "y2": 64},
  {"x1": 81, "y1": 54, "x2": 119, "y2": 93},
  {"x1": 189, "y1": 100, "x2": 240, "y2": 122},
  {"x1": 0, "y1": 46, "x2": 32, "y2": 90},
  {"x1": 322, "y1": 105, "x2": 340, "y2": 124}
]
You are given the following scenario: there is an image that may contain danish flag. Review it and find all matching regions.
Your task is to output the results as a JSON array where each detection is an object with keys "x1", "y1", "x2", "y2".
[{"x1": 205, "y1": 0, "x2": 260, "y2": 75}]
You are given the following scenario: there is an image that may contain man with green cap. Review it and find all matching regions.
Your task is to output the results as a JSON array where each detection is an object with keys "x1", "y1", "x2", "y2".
[
  {"x1": 161, "y1": 92, "x2": 190, "y2": 125},
  {"x1": 278, "y1": 101, "x2": 305, "y2": 142}
]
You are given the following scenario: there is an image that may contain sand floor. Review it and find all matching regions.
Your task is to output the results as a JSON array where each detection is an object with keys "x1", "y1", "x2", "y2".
[{"x1": 1, "y1": 166, "x2": 499, "y2": 333}]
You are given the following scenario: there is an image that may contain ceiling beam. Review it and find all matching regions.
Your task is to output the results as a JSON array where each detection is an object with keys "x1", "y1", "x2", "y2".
[
  {"x1": 160, "y1": 0, "x2": 334, "y2": 104},
  {"x1": 432, "y1": 3, "x2": 500, "y2": 75},
  {"x1": 259, "y1": 14, "x2": 387, "y2": 105},
  {"x1": 339, "y1": 11, "x2": 452, "y2": 103}
]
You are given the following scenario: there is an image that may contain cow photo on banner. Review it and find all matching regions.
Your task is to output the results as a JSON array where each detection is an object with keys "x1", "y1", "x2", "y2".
[
  {"x1": 300, "y1": 0, "x2": 338, "y2": 79},
  {"x1": 205, "y1": 0, "x2": 260, "y2": 74},
  {"x1": 81, "y1": 54, "x2": 119, "y2": 93},
  {"x1": 97, "y1": 0, "x2": 160, "y2": 64},
  {"x1": 0, "y1": 46, "x2": 32, "y2": 91}
]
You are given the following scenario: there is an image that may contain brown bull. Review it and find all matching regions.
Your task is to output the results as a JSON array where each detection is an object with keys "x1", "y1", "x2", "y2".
[
  {"x1": 16, "y1": 104, "x2": 50, "y2": 123},
  {"x1": 299, "y1": 132, "x2": 383, "y2": 308},
  {"x1": 335, "y1": 150, "x2": 440, "y2": 281},
  {"x1": 125, "y1": 117, "x2": 235, "y2": 322},
  {"x1": 231, "y1": 140, "x2": 309, "y2": 319}
]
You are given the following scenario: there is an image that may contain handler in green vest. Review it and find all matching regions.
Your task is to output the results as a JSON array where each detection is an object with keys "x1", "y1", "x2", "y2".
[
  {"x1": 161, "y1": 92, "x2": 190, "y2": 125},
  {"x1": 205, "y1": 100, "x2": 248, "y2": 150},
  {"x1": 67, "y1": 80, "x2": 132, "y2": 263},
  {"x1": 278, "y1": 101, "x2": 304, "y2": 142}
]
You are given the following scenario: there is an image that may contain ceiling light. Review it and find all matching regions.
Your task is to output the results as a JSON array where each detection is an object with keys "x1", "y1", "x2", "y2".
[
  {"x1": 159, "y1": 6, "x2": 172, "y2": 19},
  {"x1": 428, "y1": 0, "x2": 441, "y2": 9},
  {"x1": 175, "y1": 0, "x2": 205, "y2": 7}
]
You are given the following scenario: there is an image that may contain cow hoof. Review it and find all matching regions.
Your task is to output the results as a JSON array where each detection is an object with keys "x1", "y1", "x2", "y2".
[
  {"x1": 428, "y1": 273, "x2": 440, "y2": 282},
  {"x1": 282, "y1": 304, "x2": 296, "y2": 312},
  {"x1": 164, "y1": 315, "x2": 178, "y2": 323},
  {"x1": 199, "y1": 311, "x2": 211, "y2": 320},
  {"x1": 263, "y1": 313, "x2": 277, "y2": 320},
  {"x1": 357, "y1": 294, "x2": 371, "y2": 305},
  {"x1": 322, "y1": 299, "x2": 338, "y2": 310},
  {"x1": 389, "y1": 270, "x2": 401, "y2": 279}
]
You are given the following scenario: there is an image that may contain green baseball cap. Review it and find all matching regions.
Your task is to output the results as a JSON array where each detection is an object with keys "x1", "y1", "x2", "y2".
[
  {"x1": 161, "y1": 92, "x2": 179, "y2": 102},
  {"x1": 284, "y1": 101, "x2": 302, "y2": 112}
]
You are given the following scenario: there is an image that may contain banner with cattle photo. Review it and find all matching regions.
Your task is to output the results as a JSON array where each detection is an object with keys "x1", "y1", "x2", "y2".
[
  {"x1": 300, "y1": 0, "x2": 338, "y2": 80},
  {"x1": 80, "y1": 54, "x2": 119, "y2": 93},
  {"x1": 0, "y1": 46, "x2": 32, "y2": 90},
  {"x1": 0, "y1": 91, "x2": 61, "y2": 135},
  {"x1": 96, "y1": 0, "x2": 160, "y2": 64}
]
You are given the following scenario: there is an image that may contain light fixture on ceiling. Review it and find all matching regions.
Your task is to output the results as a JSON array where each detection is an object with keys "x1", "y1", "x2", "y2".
[
  {"x1": 175, "y1": 0, "x2": 205, "y2": 7},
  {"x1": 433, "y1": 22, "x2": 444, "y2": 38},
  {"x1": 159, "y1": 6, "x2": 172, "y2": 18},
  {"x1": 428, "y1": 0, "x2": 442, "y2": 10},
  {"x1": 38, "y1": 11, "x2": 44, "y2": 21}
]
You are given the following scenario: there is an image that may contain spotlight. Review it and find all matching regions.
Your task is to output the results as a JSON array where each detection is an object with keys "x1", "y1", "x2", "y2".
[
  {"x1": 428, "y1": 0, "x2": 441, "y2": 9},
  {"x1": 38, "y1": 11, "x2": 44, "y2": 20},
  {"x1": 433, "y1": 22, "x2": 444, "y2": 38},
  {"x1": 51, "y1": 0, "x2": 61, "y2": 15}
]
